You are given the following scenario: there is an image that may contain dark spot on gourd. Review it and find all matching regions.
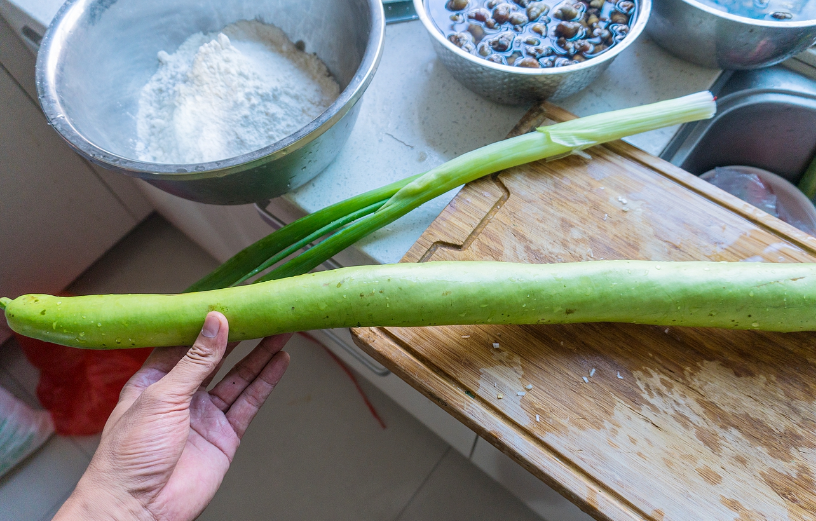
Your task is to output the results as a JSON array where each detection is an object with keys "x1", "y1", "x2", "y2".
[
  {"x1": 40, "y1": 310, "x2": 46, "y2": 315},
  {"x1": 565, "y1": 308, "x2": 576, "y2": 315},
  {"x1": 360, "y1": 293, "x2": 365, "y2": 298},
  {"x1": 291, "y1": 307, "x2": 295, "y2": 311}
]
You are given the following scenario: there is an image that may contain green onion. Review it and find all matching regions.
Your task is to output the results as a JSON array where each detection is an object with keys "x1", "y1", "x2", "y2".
[
  {"x1": 254, "y1": 92, "x2": 716, "y2": 282},
  {"x1": 181, "y1": 92, "x2": 716, "y2": 291}
]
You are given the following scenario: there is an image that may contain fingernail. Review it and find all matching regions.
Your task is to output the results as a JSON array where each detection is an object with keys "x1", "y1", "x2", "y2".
[{"x1": 201, "y1": 314, "x2": 220, "y2": 338}]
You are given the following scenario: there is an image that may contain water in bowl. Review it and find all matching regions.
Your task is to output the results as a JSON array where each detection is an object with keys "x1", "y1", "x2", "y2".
[{"x1": 695, "y1": 0, "x2": 816, "y2": 21}]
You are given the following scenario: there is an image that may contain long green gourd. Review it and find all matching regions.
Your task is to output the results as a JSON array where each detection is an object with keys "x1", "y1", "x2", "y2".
[{"x1": 2, "y1": 261, "x2": 814, "y2": 350}]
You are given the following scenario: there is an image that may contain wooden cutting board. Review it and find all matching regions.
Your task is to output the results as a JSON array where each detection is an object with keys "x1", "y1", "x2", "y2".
[{"x1": 351, "y1": 102, "x2": 816, "y2": 521}]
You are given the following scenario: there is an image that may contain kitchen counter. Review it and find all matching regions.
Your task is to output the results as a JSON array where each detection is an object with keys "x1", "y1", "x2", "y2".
[{"x1": 2, "y1": 0, "x2": 722, "y2": 265}]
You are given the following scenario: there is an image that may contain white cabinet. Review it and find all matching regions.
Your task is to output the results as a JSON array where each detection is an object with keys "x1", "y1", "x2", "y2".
[
  {"x1": 308, "y1": 327, "x2": 478, "y2": 458},
  {"x1": 0, "y1": 65, "x2": 131, "y2": 320},
  {"x1": 136, "y1": 183, "x2": 277, "y2": 264},
  {"x1": 0, "y1": 21, "x2": 151, "y2": 343}
]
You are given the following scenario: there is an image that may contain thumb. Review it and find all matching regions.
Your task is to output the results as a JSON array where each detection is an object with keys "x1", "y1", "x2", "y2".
[{"x1": 157, "y1": 312, "x2": 229, "y2": 400}]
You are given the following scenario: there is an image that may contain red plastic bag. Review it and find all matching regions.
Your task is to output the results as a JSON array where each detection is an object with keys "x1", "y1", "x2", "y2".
[{"x1": 15, "y1": 334, "x2": 151, "y2": 435}]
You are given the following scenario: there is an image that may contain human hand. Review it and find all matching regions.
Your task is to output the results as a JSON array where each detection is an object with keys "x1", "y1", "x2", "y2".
[{"x1": 54, "y1": 312, "x2": 291, "y2": 521}]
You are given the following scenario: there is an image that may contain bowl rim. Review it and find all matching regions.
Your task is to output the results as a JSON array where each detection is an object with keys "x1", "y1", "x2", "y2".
[
  {"x1": 35, "y1": 0, "x2": 386, "y2": 180},
  {"x1": 413, "y1": 0, "x2": 652, "y2": 76},
  {"x1": 681, "y1": 0, "x2": 816, "y2": 28}
]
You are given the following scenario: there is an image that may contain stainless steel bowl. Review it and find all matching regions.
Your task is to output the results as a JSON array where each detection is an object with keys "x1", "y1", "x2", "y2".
[
  {"x1": 647, "y1": 0, "x2": 816, "y2": 70},
  {"x1": 415, "y1": 0, "x2": 651, "y2": 105},
  {"x1": 36, "y1": 0, "x2": 385, "y2": 205}
]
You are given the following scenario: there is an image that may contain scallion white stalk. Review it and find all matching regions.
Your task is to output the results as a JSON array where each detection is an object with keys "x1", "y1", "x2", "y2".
[{"x1": 381, "y1": 92, "x2": 716, "y2": 213}]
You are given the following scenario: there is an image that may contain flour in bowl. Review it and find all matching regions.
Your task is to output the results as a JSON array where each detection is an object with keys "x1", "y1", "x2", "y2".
[{"x1": 136, "y1": 20, "x2": 340, "y2": 164}]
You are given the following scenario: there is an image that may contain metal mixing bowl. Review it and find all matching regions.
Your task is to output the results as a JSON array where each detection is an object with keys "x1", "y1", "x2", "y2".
[
  {"x1": 415, "y1": 0, "x2": 651, "y2": 105},
  {"x1": 36, "y1": 0, "x2": 385, "y2": 205},
  {"x1": 647, "y1": 0, "x2": 816, "y2": 70}
]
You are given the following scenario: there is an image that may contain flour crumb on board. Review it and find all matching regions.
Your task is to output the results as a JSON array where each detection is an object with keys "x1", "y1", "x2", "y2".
[
  {"x1": 461, "y1": 335, "x2": 470, "y2": 339},
  {"x1": 603, "y1": 213, "x2": 608, "y2": 221},
  {"x1": 517, "y1": 391, "x2": 526, "y2": 396},
  {"x1": 497, "y1": 393, "x2": 504, "y2": 399},
  {"x1": 525, "y1": 384, "x2": 533, "y2": 390},
  {"x1": 617, "y1": 371, "x2": 623, "y2": 379},
  {"x1": 589, "y1": 368, "x2": 596, "y2": 377},
  {"x1": 492, "y1": 342, "x2": 500, "y2": 349},
  {"x1": 535, "y1": 414, "x2": 540, "y2": 422},
  {"x1": 582, "y1": 376, "x2": 589, "y2": 383}
]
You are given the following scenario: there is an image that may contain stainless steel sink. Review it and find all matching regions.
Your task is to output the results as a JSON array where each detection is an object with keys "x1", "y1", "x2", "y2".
[{"x1": 662, "y1": 66, "x2": 816, "y2": 186}]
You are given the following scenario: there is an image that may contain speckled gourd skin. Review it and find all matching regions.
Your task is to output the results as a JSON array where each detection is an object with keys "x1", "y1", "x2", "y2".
[{"x1": 3, "y1": 261, "x2": 815, "y2": 349}]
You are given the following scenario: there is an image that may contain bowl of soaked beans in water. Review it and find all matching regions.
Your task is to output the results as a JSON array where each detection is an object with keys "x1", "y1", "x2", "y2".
[{"x1": 416, "y1": 0, "x2": 651, "y2": 104}]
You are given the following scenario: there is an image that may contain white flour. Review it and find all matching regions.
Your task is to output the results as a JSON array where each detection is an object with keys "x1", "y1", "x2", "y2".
[{"x1": 136, "y1": 20, "x2": 340, "y2": 164}]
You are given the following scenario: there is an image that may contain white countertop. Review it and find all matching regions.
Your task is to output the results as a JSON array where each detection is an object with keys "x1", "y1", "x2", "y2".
[{"x1": 4, "y1": 0, "x2": 722, "y2": 265}]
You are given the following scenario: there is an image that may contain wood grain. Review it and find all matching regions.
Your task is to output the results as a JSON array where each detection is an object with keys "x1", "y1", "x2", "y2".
[{"x1": 351, "y1": 102, "x2": 816, "y2": 520}]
